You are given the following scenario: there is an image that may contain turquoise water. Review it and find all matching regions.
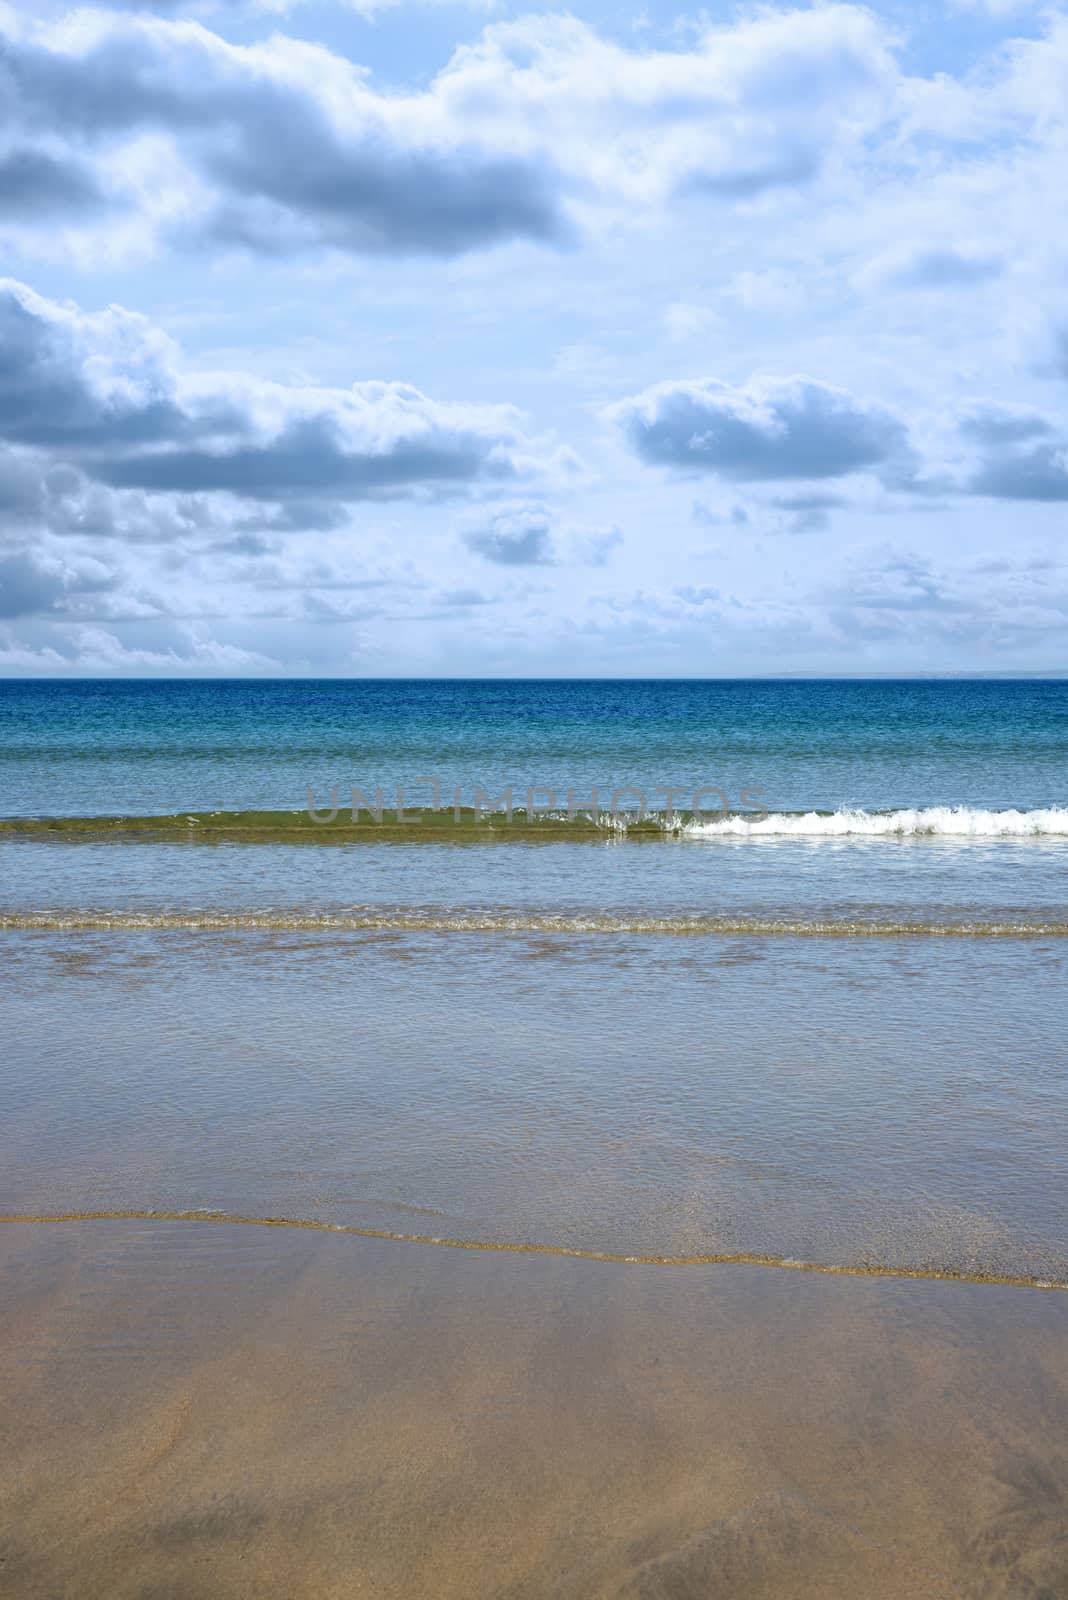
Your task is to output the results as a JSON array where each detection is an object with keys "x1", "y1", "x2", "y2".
[{"x1": 1, "y1": 679, "x2": 1066, "y2": 1279}]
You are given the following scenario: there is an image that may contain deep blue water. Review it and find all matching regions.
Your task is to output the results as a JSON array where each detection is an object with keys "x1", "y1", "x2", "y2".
[{"x1": 1, "y1": 677, "x2": 1066, "y2": 815}]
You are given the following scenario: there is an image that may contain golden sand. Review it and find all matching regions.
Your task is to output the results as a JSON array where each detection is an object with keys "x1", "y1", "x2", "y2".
[{"x1": 2, "y1": 1218, "x2": 1067, "y2": 1597}]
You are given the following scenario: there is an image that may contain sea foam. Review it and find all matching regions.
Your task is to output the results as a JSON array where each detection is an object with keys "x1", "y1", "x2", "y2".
[{"x1": 682, "y1": 805, "x2": 1068, "y2": 839}]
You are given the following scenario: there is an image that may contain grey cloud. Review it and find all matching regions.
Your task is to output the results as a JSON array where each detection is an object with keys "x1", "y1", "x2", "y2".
[
  {"x1": 0, "y1": 445, "x2": 225, "y2": 544},
  {"x1": 440, "y1": 587, "x2": 493, "y2": 606},
  {"x1": 0, "y1": 150, "x2": 103, "y2": 219},
  {"x1": 960, "y1": 405, "x2": 1068, "y2": 500},
  {"x1": 770, "y1": 489, "x2": 846, "y2": 533},
  {"x1": 0, "y1": 447, "x2": 46, "y2": 519},
  {"x1": 771, "y1": 491, "x2": 848, "y2": 511},
  {"x1": 875, "y1": 247, "x2": 1004, "y2": 291},
  {"x1": 0, "y1": 549, "x2": 115, "y2": 619},
  {"x1": 462, "y1": 505, "x2": 555, "y2": 565},
  {"x1": 611, "y1": 376, "x2": 910, "y2": 482},
  {"x1": 692, "y1": 501, "x2": 752, "y2": 527},
  {"x1": 200, "y1": 148, "x2": 570, "y2": 259},
  {"x1": 460, "y1": 504, "x2": 622, "y2": 567},
  {"x1": 0, "y1": 284, "x2": 209, "y2": 453},
  {"x1": 1043, "y1": 322, "x2": 1068, "y2": 379},
  {"x1": 0, "y1": 279, "x2": 552, "y2": 508},
  {"x1": 786, "y1": 507, "x2": 831, "y2": 533},
  {"x1": 96, "y1": 419, "x2": 497, "y2": 499},
  {"x1": 685, "y1": 148, "x2": 820, "y2": 200},
  {"x1": 959, "y1": 406, "x2": 1053, "y2": 446},
  {"x1": 969, "y1": 444, "x2": 1068, "y2": 500}
]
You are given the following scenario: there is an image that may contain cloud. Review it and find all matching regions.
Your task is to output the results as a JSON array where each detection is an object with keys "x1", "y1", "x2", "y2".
[
  {"x1": 0, "y1": 150, "x2": 104, "y2": 219},
  {"x1": 0, "y1": 623, "x2": 278, "y2": 674},
  {"x1": 821, "y1": 546, "x2": 1068, "y2": 656},
  {"x1": 959, "y1": 404, "x2": 1068, "y2": 500},
  {"x1": 692, "y1": 501, "x2": 752, "y2": 528},
  {"x1": 0, "y1": 548, "x2": 115, "y2": 619},
  {"x1": 561, "y1": 542, "x2": 1068, "y2": 673},
  {"x1": 0, "y1": 7, "x2": 899, "y2": 261},
  {"x1": 969, "y1": 443, "x2": 1068, "y2": 501},
  {"x1": 82, "y1": 0, "x2": 499, "y2": 13},
  {"x1": 460, "y1": 502, "x2": 621, "y2": 566},
  {"x1": 565, "y1": 523, "x2": 623, "y2": 567},
  {"x1": 769, "y1": 490, "x2": 850, "y2": 533},
  {"x1": 0, "y1": 278, "x2": 561, "y2": 506},
  {"x1": 861, "y1": 244, "x2": 1004, "y2": 291},
  {"x1": 462, "y1": 504, "x2": 555, "y2": 565},
  {"x1": 1036, "y1": 319, "x2": 1068, "y2": 379},
  {"x1": 610, "y1": 376, "x2": 911, "y2": 483}
]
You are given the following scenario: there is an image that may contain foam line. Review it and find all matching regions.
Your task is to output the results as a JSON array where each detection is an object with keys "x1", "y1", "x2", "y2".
[{"x1": 1, "y1": 1211, "x2": 1064, "y2": 1291}]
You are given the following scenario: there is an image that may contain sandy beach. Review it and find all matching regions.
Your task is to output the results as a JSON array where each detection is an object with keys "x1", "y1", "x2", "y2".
[
  {"x1": 2, "y1": 1217, "x2": 1066, "y2": 1598},
  {"x1": 3, "y1": 0, "x2": 1068, "y2": 1572}
]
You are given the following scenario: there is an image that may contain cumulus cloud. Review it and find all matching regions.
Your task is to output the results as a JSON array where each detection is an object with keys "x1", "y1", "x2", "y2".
[
  {"x1": 610, "y1": 376, "x2": 912, "y2": 483},
  {"x1": 0, "y1": 6, "x2": 899, "y2": 261},
  {"x1": 462, "y1": 504, "x2": 555, "y2": 565},
  {"x1": 0, "y1": 278, "x2": 561, "y2": 506},
  {"x1": 460, "y1": 502, "x2": 621, "y2": 566}
]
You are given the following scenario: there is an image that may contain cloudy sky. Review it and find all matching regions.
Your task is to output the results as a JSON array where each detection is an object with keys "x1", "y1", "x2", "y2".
[{"x1": 1, "y1": 0, "x2": 1066, "y2": 676}]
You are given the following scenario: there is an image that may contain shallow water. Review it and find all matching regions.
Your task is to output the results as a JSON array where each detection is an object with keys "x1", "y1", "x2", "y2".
[
  {"x1": 1, "y1": 681, "x2": 1066, "y2": 1281},
  {"x1": 3, "y1": 917, "x2": 1066, "y2": 1280}
]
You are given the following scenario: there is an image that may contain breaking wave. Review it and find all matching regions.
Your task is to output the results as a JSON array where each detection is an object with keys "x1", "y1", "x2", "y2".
[{"x1": 682, "y1": 806, "x2": 1068, "y2": 839}]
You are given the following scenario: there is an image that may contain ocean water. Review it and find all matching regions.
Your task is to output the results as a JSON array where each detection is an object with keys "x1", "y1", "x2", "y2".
[
  {"x1": 1, "y1": 679, "x2": 1066, "y2": 1282},
  {"x1": 2, "y1": 677, "x2": 1067, "y2": 816}
]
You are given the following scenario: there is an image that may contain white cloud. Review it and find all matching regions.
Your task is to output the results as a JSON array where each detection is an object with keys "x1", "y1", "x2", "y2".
[
  {"x1": 0, "y1": 277, "x2": 566, "y2": 506},
  {"x1": 0, "y1": 6, "x2": 900, "y2": 262}
]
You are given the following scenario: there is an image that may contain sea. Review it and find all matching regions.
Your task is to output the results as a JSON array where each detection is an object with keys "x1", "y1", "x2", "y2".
[{"x1": 1, "y1": 678, "x2": 1066, "y2": 1282}]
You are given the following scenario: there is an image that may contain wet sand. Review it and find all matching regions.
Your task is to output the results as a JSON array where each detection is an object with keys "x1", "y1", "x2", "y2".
[{"x1": 2, "y1": 1220, "x2": 1067, "y2": 1597}]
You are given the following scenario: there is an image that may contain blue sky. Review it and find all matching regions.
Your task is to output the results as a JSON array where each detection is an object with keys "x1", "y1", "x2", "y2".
[{"x1": 0, "y1": 0, "x2": 1066, "y2": 675}]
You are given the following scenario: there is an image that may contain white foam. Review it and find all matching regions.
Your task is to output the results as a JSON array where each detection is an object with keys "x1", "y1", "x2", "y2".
[{"x1": 682, "y1": 805, "x2": 1068, "y2": 839}]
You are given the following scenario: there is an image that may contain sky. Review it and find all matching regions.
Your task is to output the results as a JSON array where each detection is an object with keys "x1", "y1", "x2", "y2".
[{"x1": 0, "y1": 0, "x2": 1066, "y2": 676}]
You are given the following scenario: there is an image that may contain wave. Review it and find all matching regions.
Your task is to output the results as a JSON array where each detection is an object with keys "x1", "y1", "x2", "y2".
[
  {"x1": 2, "y1": 803, "x2": 1067, "y2": 844},
  {"x1": 1, "y1": 908, "x2": 1065, "y2": 937},
  {"x1": 682, "y1": 806, "x2": 1068, "y2": 839}
]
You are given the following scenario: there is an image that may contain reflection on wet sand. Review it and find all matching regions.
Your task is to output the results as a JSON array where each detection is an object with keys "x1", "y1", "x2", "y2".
[{"x1": 2, "y1": 1219, "x2": 1066, "y2": 1599}]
